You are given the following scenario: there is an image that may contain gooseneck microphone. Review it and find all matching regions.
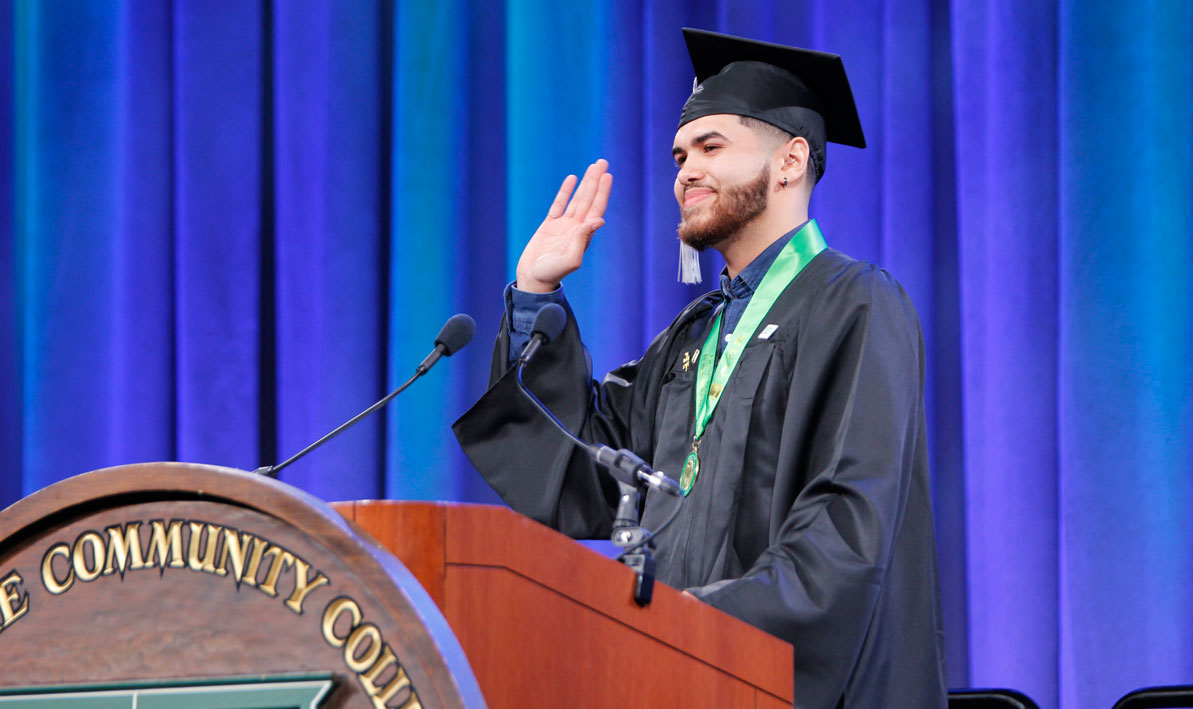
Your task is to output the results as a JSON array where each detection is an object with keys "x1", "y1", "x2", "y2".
[
  {"x1": 254, "y1": 313, "x2": 476, "y2": 479},
  {"x1": 517, "y1": 301, "x2": 567, "y2": 366},
  {"x1": 513, "y1": 304, "x2": 681, "y2": 497}
]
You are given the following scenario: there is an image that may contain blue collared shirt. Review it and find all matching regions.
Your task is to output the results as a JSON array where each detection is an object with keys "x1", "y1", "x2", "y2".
[
  {"x1": 504, "y1": 282, "x2": 568, "y2": 365},
  {"x1": 714, "y1": 220, "x2": 807, "y2": 352}
]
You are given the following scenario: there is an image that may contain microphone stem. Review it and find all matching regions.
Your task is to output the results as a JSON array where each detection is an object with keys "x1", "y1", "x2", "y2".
[
  {"x1": 514, "y1": 361, "x2": 591, "y2": 451},
  {"x1": 258, "y1": 368, "x2": 423, "y2": 479},
  {"x1": 615, "y1": 500, "x2": 683, "y2": 560},
  {"x1": 514, "y1": 359, "x2": 680, "y2": 496}
]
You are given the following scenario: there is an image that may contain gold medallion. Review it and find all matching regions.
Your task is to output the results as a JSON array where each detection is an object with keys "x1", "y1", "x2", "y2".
[{"x1": 680, "y1": 448, "x2": 700, "y2": 496}]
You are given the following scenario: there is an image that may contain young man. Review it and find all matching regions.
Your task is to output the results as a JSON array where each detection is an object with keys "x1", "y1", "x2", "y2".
[{"x1": 454, "y1": 29, "x2": 947, "y2": 708}]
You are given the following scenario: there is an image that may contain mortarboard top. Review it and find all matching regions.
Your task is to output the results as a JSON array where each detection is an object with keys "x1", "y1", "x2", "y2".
[{"x1": 679, "y1": 28, "x2": 866, "y2": 172}]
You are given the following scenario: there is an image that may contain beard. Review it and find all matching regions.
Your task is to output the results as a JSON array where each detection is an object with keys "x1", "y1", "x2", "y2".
[{"x1": 677, "y1": 164, "x2": 770, "y2": 251}]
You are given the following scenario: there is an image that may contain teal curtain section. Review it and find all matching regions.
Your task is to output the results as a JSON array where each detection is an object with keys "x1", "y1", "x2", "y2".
[
  {"x1": 505, "y1": 1, "x2": 642, "y2": 375},
  {"x1": 1, "y1": 1, "x2": 1191, "y2": 706},
  {"x1": 388, "y1": 0, "x2": 461, "y2": 499},
  {"x1": 1059, "y1": 3, "x2": 1193, "y2": 708}
]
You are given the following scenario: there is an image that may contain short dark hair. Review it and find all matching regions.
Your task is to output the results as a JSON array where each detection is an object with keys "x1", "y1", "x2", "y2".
[{"x1": 738, "y1": 115, "x2": 819, "y2": 186}]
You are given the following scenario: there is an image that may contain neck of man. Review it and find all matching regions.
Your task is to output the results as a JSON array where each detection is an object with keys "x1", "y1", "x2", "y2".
[{"x1": 717, "y1": 201, "x2": 810, "y2": 279}]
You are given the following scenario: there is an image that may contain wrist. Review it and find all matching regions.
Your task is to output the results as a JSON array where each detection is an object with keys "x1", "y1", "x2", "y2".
[{"x1": 515, "y1": 273, "x2": 559, "y2": 293}]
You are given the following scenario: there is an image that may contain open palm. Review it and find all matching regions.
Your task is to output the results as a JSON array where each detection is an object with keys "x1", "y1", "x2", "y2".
[{"x1": 515, "y1": 159, "x2": 613, "y2": 293}]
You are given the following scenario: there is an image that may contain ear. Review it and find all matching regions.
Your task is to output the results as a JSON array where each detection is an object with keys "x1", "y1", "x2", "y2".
[{"x1": 778, "y1": 136, "x2": 812, "y2": 187}]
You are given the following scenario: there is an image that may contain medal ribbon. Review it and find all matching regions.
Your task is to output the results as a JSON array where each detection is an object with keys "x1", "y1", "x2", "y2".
[{"x1": 691, "y1": 220, "x2": 827, "y2": 442}]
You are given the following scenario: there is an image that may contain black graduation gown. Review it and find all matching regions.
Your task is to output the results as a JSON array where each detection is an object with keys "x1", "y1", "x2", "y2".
[{"x1": 453, "y1": 248, "x2": 947, "y2": 708}]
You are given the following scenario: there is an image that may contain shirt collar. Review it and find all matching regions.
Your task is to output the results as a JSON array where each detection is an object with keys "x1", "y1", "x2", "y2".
[{"x1": 718, "y1": 220, "x2": 810, "y2": 301}]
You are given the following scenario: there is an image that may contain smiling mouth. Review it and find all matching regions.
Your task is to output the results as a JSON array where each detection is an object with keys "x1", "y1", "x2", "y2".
[{"x1": 683, "y1": 189, "x2": 715, "y2": 208}]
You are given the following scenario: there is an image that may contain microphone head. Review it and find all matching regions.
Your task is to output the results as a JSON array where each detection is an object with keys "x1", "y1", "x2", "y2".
[
  {"x1": 531, "y1": 303, "x2": 567, "y2": 343},
  {"x1": 435, "y1": 313, "x2": 476, "y2": 356}
]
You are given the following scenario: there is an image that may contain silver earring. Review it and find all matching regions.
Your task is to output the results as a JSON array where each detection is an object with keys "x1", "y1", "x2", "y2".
[{"x1": 782, "y1": 177, "x2": 788, "y2": 187}]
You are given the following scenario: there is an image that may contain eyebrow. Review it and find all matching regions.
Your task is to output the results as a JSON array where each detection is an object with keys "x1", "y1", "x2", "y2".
[{"x1": 672, "y1": 130, "x2": 730, "y2": 157}]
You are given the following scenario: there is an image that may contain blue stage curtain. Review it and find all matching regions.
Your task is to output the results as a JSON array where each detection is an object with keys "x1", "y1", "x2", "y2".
[
  {"x1": 1, "y1": 1, "x2": 1190, "y2": 706},
  {"x1": 952, "y1": 2, "x2": 1061, "y2": 704}
]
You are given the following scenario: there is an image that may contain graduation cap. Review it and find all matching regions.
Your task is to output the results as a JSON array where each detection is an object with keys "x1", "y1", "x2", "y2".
[{"x1": 678, "y1": 28, "x2": 866, "y2": 183}]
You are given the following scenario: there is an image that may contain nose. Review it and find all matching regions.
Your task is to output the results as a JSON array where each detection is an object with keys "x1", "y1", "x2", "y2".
[{"x1": 677, "y1": 160, "x2": 703, "y2": 185}]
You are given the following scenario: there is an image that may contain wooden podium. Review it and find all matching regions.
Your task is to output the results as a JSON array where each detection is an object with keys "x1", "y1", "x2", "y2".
[{"x1": 0, "y1": 463, "x2": 793, "y2": 708}]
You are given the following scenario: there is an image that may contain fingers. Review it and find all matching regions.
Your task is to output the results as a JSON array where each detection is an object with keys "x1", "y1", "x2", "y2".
[
  {"x1": 547, "y1": 174, "x2": 578, "y2": 219},
  {"x1": 546, "y1": 160, "x2": 610, "y2": 229},
  {"x1": 564, "y1": 159, "x2": 609, "y2": 219},
  {"x1": 587, "y1": 172, "x2": 613, "y2": 220}
]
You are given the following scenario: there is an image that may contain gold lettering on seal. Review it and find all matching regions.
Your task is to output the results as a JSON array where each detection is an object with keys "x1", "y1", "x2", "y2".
[
  {"x1": 257, "y1": 545, "x2": 295, "y2": 597},
  {"x1": 321, "y1": 596, "x2": 422, "y2": 708},
  {"x1": 219, "y1": 529, "x2": 255, "y2": 584},
  {"x1": 362, "y1": 644, "x2": 421, "y2": 709},
  {"x1": 376, "y1": 667, "x2": 420, "y2": 709},
  {"x1": 41, "y1": 544, "x2": 73, "y2": 595},
  {"x1": 73, "y1": 532, "x2": 105, "y2": 582},
  {"x1": 284, "y1": 557, "x2": 329, "y2": 614},
  {"x1": 104, "y1": 523, "x2": 146, "y2": 576},
  {"x1": 240, "y1": 536, "x2": 271, "y2": 587},
  {"x1": 33, "y1": 518, "x2": 332, "y2": 625},
  {"x1": 322, "y1": 596, "x2": 361, "y2": 648},
  {"x1": 0, "y1": 572, "x2": 29, "y2": 631},
  {"x1": 187, "y1": 522, "x2": 222, "y2": 574},
  {"x1": 146, "y1": 520, "x2": 186, "y2": 570},
  {"x1": 345, "y1": 623, "x2": 384, "y2": 673}
]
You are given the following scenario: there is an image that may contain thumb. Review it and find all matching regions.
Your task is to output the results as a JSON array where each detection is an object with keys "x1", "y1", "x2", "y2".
[
  {"x1": 569, "y1": 218, "x2": 604, "y2": 256},
  {"x1": 580, "y1": 217, "x2": 605, "y2": 240}
]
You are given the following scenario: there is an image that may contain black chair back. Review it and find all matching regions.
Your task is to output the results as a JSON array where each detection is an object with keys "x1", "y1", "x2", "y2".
[
  {"x1": 948, "y1": 688, "x2": 1040, "y2": 709},
  {"x1": 1113, "y1": 685, "x2": 1193, "y2": 709}
]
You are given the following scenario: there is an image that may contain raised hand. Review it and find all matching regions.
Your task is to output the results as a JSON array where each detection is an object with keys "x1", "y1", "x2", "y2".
[{"x1": 515, "y1": 159, "x2": 613, "y2": 293}]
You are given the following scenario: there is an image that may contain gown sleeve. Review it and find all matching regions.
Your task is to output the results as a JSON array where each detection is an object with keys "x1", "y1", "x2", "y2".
[
  {"x1": 686, "y1": 266, "x2": 934, "y2": 705},
  {"x1": 452, "y1": 297, "x2": 712, "y2": 539}
]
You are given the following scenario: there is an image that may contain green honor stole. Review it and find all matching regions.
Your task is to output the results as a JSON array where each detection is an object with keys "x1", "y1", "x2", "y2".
[{"x1": 679, "y1": 219, "x2": 827, "y2": 496}]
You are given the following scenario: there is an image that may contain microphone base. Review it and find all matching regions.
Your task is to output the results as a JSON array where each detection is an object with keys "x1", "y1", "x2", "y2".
[
  {"x1": 623, "y1": 552, "x2": 656, "y2": 606},
  {"x1": 611, "y1": 489, "x2": 656, "y2": 606}
]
